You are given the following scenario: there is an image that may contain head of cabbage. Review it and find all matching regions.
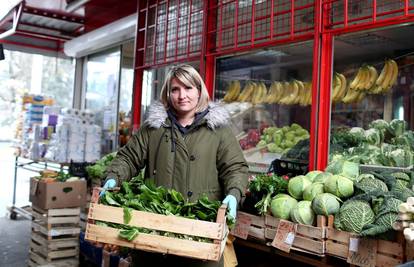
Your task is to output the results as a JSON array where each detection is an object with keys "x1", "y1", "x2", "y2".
[
  {"x1": 288, "y1": 175, "x2": 312, "y2": 200},
  {"x1": 312, "y1": 193, "x2": 341, "y2": 216},
  {"x1": 324, "y1": 175, "x2": 354, "y2": 199},
  {"x1": 290, "y1": 200, "x2": 315, "y2": 225},
  {"x1": 305, "y1": 170, "x2": 323, "y2": 182},
  {"x1": 270, "y1": 193, "x2": 298, "y2": 220},
  {"x1": 313, "y1": 172, "x2": 332, "y2": 184},
  {"x1": 303, "y1": 183, "x2": 324, "y2": 201},
  {"x1": 334, "y1": 200, "x2": 375, "y2": 234}
]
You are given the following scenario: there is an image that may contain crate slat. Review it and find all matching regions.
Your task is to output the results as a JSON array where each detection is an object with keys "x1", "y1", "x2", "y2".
[
  {"x1": 377, "y1": 253, "x2": 403, "y2": 267},
  {"x1": 88, "y1": 203, "x2": 225, "y2": 240},
  {"x1": 33, "y1": 206, "x2": 81, "y2": 217},
  {"x1": 326, "y1": 240, "x2": 348, "y2": 259},
  {"x1": 85, "y1": 224, "x2": 223, "y2": 261},
  {"x1": 32, "y1": 221, "x2": 80, "y2": 238}
]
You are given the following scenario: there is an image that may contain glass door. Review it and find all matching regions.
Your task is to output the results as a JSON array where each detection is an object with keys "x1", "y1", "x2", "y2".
[{"x1": 84, "y1": 48, "x2": 121, "y2": 155}]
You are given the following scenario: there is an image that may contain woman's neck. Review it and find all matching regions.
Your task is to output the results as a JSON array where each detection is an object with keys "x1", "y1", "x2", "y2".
[{"x1": 177, "y1": 112, "x2": 195, "y2": 127}]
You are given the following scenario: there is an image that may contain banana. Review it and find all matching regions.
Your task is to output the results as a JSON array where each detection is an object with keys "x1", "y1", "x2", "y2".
[
  {"x1": 349, "y1": 67, "x2": 364, "y2": 90},
  {"x1": 289, "y1": 81, "x2": 300, "y2": 105},
  {"x1": 375, "y1": 60, "x2": 390, "y2": 88},
  {"x1": 305, "y1": 82, "x2": 312, "y2": 105},
  {"x1": 223, "y1": 80, "x2": 241, "y2": 102},
  {"x1": 272, "y1": 82, "x2": 284, "y2": 103},
  {"x1": 336, "y1": 73, "x2": 347, "y2": 100},
  {"x1": 331, "y1": 73, "x2": 342, "y2": 102},
  {"x1": 278, "y1": 82, "x2": 290, "y2": 104},
  {"x1": 355, "y1": 91, "x2": 366, "y2": 103},
  {"x1": 250, "y1": 83, "x2": 261, "y2": 104},
  {"x1": 260, "y1": 82, "x2": 268, "y2": 103},
  {"x1": 294, "y1": 80, "x2": 305, "y2": 105},
  {"x1": 357, "y1": 67, "x2": 370, "y2": 90},
  {"x1": 365, "y1": 65, "x2": 378, "y2": 90},
  {"x1": 265, "y1": 82, "x2": 276, "y2": 103},
  {"x1": 382, "y1": 59, "x2": 398, "y2": 94},
  {"x1": 342, "y1": 88, "x2": 360, "y2": 104},
  {"x1": 238, "y1": 82, "x2": 254, "y2": 102},
  {"x1": 380, "y1": 60, "x2": 394, "y2": 91}
]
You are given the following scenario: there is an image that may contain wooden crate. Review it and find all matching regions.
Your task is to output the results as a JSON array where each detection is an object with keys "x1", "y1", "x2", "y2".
[
  {"x1": 264, "y1": 215, "x2": 329, "y2": 256},
  {"x1": 31, "y1": 206, "x2": 81, "y2": 240},
  {"x1": 28, "y1": 250, "x2": 78, "y2": 267},
  {"x1": 326, "y1": 227, "x2": 404, "y2": 267},
  {"x1": 237, "y1": 211, "x2": 266, "y2": 241},
  {"x1": 85, "y1": 203, "x2": 229, "y2": 262}
]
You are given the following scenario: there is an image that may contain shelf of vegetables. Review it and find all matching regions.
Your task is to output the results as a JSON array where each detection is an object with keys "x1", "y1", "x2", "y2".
[
  {"x1": 236, "y1": 159, "x2": 413, "y2": 266},
  {"x1": 85, "y1": 175, "x2": 234, "y2": 262}
]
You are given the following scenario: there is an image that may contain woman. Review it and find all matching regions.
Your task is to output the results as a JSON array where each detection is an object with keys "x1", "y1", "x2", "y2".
[{"x1": 102, "y1": 64, "x2": 248, "y2": 266}]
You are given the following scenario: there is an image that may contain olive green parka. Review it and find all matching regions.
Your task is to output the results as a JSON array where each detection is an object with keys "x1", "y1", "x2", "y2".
[{"x1": 106, "y1": 101, "x2": 248, "y2": 204}]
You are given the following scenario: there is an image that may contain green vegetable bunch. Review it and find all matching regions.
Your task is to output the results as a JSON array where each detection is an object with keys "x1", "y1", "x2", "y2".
[{"x1": 247, "y1": 173, "x2": 289, "y2": 215}]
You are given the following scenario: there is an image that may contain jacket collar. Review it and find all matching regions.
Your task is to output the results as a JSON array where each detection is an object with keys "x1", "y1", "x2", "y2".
[{"x1": 144, "y1": 101, "x2": 230, "y2": 130}]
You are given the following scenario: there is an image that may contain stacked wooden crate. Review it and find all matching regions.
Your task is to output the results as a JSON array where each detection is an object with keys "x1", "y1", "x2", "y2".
[{"x1": 29, "y1": 206, "x2": 81, "y2": 267}]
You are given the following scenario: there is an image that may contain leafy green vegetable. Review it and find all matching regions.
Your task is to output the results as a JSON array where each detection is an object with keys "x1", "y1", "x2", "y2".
[
  {"x1": 248, "y1": 173, "x2": 288, "y2": 215},
  {"x1": 334, "y1": 200, "x2": 375, "y2": 234},
  {"x1": 290, "y1": 200, "x2": 314, "y2": 225},
  {"x1": 123, "y1": 207, "x2": 132, "y2": 224},
  {"x1": 270, "y1": 193, "x2": 298, "y2": 220},
  {"x1": 312, "y1": 193, "x2": 341, "y2": 216},
  {"x1": 288, "y1": 175, "x2": 312, "y2": 200},
  {"x1": 119, "y1": 228, "x2": 140, "y2": 241},
  {"x1": 324, "y1": 175, "x2": 354, "y2": 199}
]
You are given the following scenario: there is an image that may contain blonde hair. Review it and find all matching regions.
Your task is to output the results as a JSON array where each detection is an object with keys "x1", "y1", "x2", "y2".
[{"x1": 160, "y1": 64, "x2": 210, "y2": 113}]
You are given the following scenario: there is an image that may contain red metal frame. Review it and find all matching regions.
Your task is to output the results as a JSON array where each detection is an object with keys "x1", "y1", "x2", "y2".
[{"x1": 131, "y1": 0, "x2": 414, "y2": 166}]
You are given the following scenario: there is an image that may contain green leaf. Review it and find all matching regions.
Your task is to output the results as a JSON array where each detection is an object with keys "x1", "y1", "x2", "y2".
[
  {"x1": 104, "y1": 192, "x2": 121, "y2": 206},
  {"x1": 123, "y1": 207, "x2": 132, "y2": 224},
  {"x1": 119, "y1": 228, "x2": 139, "y2": 241}
]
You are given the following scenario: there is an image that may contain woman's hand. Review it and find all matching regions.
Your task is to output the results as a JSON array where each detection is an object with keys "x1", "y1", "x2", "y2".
[
  {"x1": 222, "y1": 195, "x2": 237, "y2": 220},
  {"x1": 100, "y1": 178, "x2": 116, "y2": 197}
]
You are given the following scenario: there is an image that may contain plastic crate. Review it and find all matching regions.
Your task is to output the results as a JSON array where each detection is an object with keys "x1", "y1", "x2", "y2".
[
  {"x1": 69, "y1": 161, "x2": 93, "y2": 178},
  {"x1": 270, "y1": 158, "x2": 308, "y2": 177}
]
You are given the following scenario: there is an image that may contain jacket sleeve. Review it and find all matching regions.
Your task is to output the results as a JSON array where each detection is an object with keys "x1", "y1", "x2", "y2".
[
  {"x1": 105, "y1": 126, "x2": 150, "y2": 185},
  {"x1": 216, "y1": 127, "x2": 249, "y2": 204}
]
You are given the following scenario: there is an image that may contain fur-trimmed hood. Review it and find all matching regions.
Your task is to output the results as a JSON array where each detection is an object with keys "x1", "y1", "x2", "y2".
[{"x1": 144, "y1": 101, "x2": 230, "y2": 130}]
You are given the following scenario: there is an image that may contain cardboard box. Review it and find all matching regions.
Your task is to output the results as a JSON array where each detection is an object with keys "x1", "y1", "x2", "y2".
[{"x1": 30, "y1": 178, "x2": 87, "y2": 209}]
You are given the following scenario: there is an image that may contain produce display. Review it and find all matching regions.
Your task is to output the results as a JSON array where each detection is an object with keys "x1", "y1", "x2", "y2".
[
  {"x1": 396, "y1": 197, "x2": 414, "y2": 241},
  {"x1": 331, "y1": 119, "x2": 414, "y2": 167},
  {"x1": 33, "y1": 169, "x2": 80, "y2": 183},
  {"x1": 86, "y1": 152, "x2": 117, "y2": 182},
  {"x1": 245, "y1": 159, "x2": 414, "y2": 239},
  {"x1": 222, "y1": 60, "x2": 398, "y2": 106},
  {"x1": 99, "y1": 174, "x2": 234, "y2": 242}
]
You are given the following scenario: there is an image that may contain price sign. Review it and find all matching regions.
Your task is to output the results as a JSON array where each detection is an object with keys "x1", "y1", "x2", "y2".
[
  {"x1": 347, "y1": 237, "x2": 377, "y2": 267},
  {"x1": 231, "y1": 213, "x2": 252, "y2": 239},
  {"x1": 271, "y1": 219, "x2": 296, "y2": 253}
]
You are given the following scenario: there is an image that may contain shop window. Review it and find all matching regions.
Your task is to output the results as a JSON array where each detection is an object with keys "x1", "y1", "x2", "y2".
[
  {"x1": 216, "y1": 42, "x2": 313, "y2": 172},
  {"x1": 329, "y1": 25, "x2": 414, "y2": 168},
  {"x1": 0, "y1": 49, "x2": 74, "y2": 140}
]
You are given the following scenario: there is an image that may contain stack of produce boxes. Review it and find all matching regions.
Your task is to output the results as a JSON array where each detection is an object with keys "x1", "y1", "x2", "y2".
[{"x1": 29, "y1": 170, "x2": 87, "y2": 267}]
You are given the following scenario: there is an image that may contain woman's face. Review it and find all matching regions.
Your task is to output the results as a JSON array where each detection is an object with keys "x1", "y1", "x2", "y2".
[{"x1": 170, "y1": 77, "x2": 200, "y2": 116}]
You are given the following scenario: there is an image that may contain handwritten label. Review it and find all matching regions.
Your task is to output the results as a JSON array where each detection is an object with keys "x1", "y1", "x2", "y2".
[
  {"x1": 231, "y1": 212, "x2": 252, "y2": 239},
  {"x1": 347, "y1": 237, "x2": 377, "y2": 267},
  {"x1": 271, "y1": 219, "x2": 296, "y2": 253}
]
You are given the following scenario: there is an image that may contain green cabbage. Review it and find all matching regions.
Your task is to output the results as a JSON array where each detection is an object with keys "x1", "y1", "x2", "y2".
[
  {"x1": 313, "y1": 172, "x2": 333, "y2": 184},
  {"x1": 364, "y1": 128, "x2": 382, "y2": 146},
  {"x1": 303, "y1": 183, "x2": 324, "y2": 201},
  {"x1": 355, "y1": 174, "x2": 388, "y2": 194},
  {"x1": 325, "y1": 160, "x2": 359, "y2": 182},
  {"x1": 290, "y1": 201, "x2": 314, "y2": 225},
  {"x1": 312, "y1": 193, "x2": 341, "y2": 216},
  {"x1": 388, "y1": 119, "x2": 407, "y2": 137},
  {"x1": 334, "y1": 200, "x2": 375, "y2": 234},
  {"x1": 270, "y1": 194, "x2": 298, "y2": 220},
  {"x1": 324, "y1": 175, "x2": 354, "y2": 199},
  {"x1": 369, "y1": 119, "x2": 389, "y2": 132},
  {"x1": 349, "y1": 127, "x2": 366, "y2": 143},
  {"x1": 288, "y1": 175, "x2": 312, "y2": 200},
  {"x1": 305, "y1": 170, "x2": 323, "y2": 182}
]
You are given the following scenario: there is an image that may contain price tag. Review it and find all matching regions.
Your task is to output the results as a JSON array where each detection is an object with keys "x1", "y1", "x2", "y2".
[
  {"x1": 347, "y1": 237, "x2": 377, "y2": 267},
  {"x1": 271, "y1": 219, "x2": 296, "y2": 253},
  {"x1": 231, "y1": 213, "x2": 252, "y2": 239},
  {"x1": 349, "y1": 237, "x2": 359, "y2": 252}
]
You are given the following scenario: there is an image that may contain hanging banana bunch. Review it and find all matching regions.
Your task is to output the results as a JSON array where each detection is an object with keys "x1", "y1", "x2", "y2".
[
  {"x1": 371, "y1": 59, "x2": 399, "y2": 94},
  {"x1": 222, "y1": 80, "x2": 241, "y2": 102}
]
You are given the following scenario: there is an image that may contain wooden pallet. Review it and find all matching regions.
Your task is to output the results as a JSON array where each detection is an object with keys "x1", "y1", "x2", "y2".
[
  {"x1": 325, "y1": 227, "x2": 404, "y2": 267},
  {"x1": 264, "y1": 215, "x2": 329, "y2": 256},
  {"x1": 85, "y1": 203, "x2": 229, "y2": 262},
  {"x1": 29, "y1": 250, "x2": 78, "y2": 267},
  {"x1": 31, "y1": 206, "x2": 81, "y2": 240}
]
